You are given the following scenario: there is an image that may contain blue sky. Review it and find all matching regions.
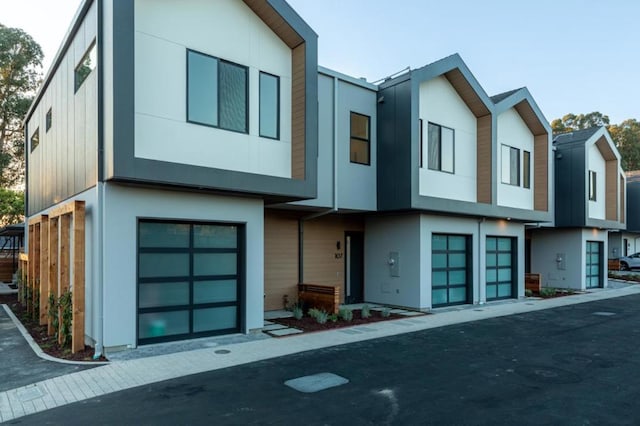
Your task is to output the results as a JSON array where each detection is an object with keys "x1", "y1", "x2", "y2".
[{"x1": 3, "y1": 0, "x2": 638, "y2": 124}]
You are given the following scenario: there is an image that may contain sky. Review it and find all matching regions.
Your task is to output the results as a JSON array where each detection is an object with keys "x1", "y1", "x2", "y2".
[{"x1": 2, "y1": 0, "x2": 638, "y2": 124}]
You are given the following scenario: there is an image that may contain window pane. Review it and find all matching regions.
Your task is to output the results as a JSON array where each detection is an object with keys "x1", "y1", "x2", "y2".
[
  {"x1": 428, "y1": 123, "x2": 440, "y2": 170},
  {"x1": 486, "y1": 284, "x2": 497, "y2": 299},
  {"x1": 188, "y1": 51, "x2": 218, "y2": 126},
  {"x1": 487, "y1": 254, "x2": 497, "y2": 267},
  {"x1": 350, "y1": 138, "x2": 370, "y2": 164},
  {"x1": 449, "y1": 236, "x2": 466, "y2": 251},
  {"x1": 219, "y1": 61, "x2": 247, "y2": 132},
  {"x1": 449, "y1": 287, "x2": 467, "y2": 303},
  {"x1": 139, "y1": 253, "x2": 189, "y2": 278},
  {"x1": 194, "y1": 280, "x2": 237, "y2": 304},
  {"x1": 138, "y1": 311, "x2": 189, "y2": 339},
  {"x1": 139, "y1": 222, "x2": 190, "y2": 248},
  {"x1": 193, "y1": 253, "x2": 237, "y2": 276},
  {"x1": 523, "y1": 151, "x2": 531, "y2": 188},
  {"x1": 510, "y1": 147, "x2": 520, "y2": 185},
  {"x1": 193, "y1": 306, "x2": 237, "y2": 332},
  {"x1": 498, "y1": 268, "x2": 512, "y2": 281},
  {"x1": 432, "y1": 271, "x2": 447, "y2": 286},
  {"x1": 350, "y1": 113, "x2": 369, "y2": 139},
  {"x1": 449, "y1": 270, "x2": 466, "y2": 285},
  {"x1": 441, "y1": 127, "x2": 454, "y2": 173},
  {"x1": 486, "y1": 237, "x2": 496, "y2": 251},
  {"x1": 432, "y1": 234, "x2": 447, "y2": 251},
  {"x1": 498, "y1": 253, "x2": 512, "y2": 266},
  {"x1": 589, "y1": 171, "x2": 597, "y2": 200},
  {"x1": 75, "y1": 41, "x2": 97, "y2": 92},
  {"x1": 139, "y1": 282, "x2": 189, "y2": 308},
  {"x1": 497, "y1": 238, "x2": 512, "y2": 251},
  {"x1": 432, "y1": 253, "x2": 447, "y2": 268},
  {"x1": 501, "y1": 145, "x2": 511, "y2": 184},
  {"x1": 449, "y1": 253, "x2": 466, "y2": 268},
  {"x1": 30, "y1": 128, "x2": 40, "y2": 152},
  {"x1": 259, "y1": 72, "x2": 279, "y2": 139},
  {"x1": 498, "y1": 283, "x2": 512, "y2": 297},
  {"x1": 432, "y1": 289, "x2": 447, "y2": 305},
  {"x1": 486, "y1": 268, "x2": 497, "y2": 283},
  {"x1": 46, "y1": 109, "x2": 52, "y2": 132},
  {"x1": 193, "y1": 224, "x2": 237, "y2": 249}
]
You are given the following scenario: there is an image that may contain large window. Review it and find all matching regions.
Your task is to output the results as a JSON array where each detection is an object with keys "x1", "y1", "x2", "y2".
[
  {"x1": 589, "y1": 170, "x2": 597, "y2": 201},
  {"x1": 187, "y1": 50, "x2": 248, "y2": 133},
  {"x1": 30, "y1": 128, "x2": 39, "y2": 152},
  {"x1": 427, "y1": 122, "x2": 454, "y2": 173},
  {"x1": 259, "y1": 72, "x2": 280, "y2": 139},
  {"x1": 74, "y1": 41, "x2": 97, "y2": 92},
  {"x1": 501, "y1": 145, "x2": 520, "y2": 186},
  {"x1": 432, "y1": 234, "x2": 471, "y2": 307},
  {"x1": 350, "y1": 112, "x2": 370, "y2": 165}
]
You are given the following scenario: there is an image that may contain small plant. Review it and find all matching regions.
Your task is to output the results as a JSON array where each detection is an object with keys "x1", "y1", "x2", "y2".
[
  {"x1": 314, "y1": 310, "x2": 329, "y2": 324},
  {"x1": 524, "y1": 289, "x2": 533, "y2": 297},
  {"x1": 339, "y1": 307, "x2": 353, "y2": 322},
  {"x1": 292, "y1": 303, "x2": 303, "y2": 320},
  {"x1": 328, "y1": 313, "x2": 338, "y2": 322},
  {"x1": 539, "y1": 287, "x2": 556, "y2": 298},
  {"x1": 48, "y1": 293, "x2": 59, "y2": 335},
  {"x1": 308, "y1": 308, "x2": 321, "y2": 320},
  {"x1": 59, "y1": 291, "x2": 73, "y2": 347},
  {"x1": 381, "y1": 307, "x2": 391, "y2": 318},
  {"x1": 361, "y1": 304, "x2": 371, "y2": 319}
]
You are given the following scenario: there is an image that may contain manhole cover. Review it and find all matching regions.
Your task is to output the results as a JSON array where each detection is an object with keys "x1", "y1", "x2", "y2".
[
  {"x1": 516, "y1": 365, "x2": 581, "y2": 384},
  {"x1": 285, "y1": 372, "x2": 349, "y2": 393},
  {"x1": 214, "y1": 349, "x2": 231, "y2": 354}
]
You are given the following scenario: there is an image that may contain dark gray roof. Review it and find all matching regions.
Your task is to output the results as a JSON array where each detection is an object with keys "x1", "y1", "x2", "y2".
[
  {"x1": 553, "y1": 127, "x2": 601, "y2": 145},
  {"x1": 490, "y1": 88, "x2": 522, "y2": 104}
]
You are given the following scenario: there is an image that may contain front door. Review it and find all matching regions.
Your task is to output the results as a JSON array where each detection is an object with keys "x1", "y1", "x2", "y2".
[
  {"x1": 345, "y1": 232, "x2": 364, "y2": 304},
  {"x1": 586, "y1": 241, "x2": 602, "y2": 289}
]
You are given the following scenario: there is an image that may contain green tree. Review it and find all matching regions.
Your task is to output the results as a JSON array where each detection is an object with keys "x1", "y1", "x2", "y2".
[
  {"x1": 0, "y1": 188, "x2": 23, "y2": 226},
  {"x1": 0, "y1": 24, "x2": 43, "y2": 188},
  {"x1": 551, "y1": 112, "x2": 610, "y2": 134},
  {"x1": 609, "y1": 119, "x2": 640, "y2": 171}
]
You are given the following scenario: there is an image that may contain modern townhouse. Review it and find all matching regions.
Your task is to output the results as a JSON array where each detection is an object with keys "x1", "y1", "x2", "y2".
[
  {"x1": 609, "y1": 170, "x2": 640, "y2": 262},
  {"x1": 529, "y1": 127, "x2": 626, "y2": 290}
]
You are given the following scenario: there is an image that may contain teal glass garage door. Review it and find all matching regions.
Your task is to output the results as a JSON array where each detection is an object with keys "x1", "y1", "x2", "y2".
[
  {"x1": 432, "y1": 234, "x2": 471, "y2": 307},
  {"x1": 137, "y1": 220, "x2": 243, "y2": 345},
  {"x1": 586, "y1": 241, "x2": 602, "y2": 289},
  {"x1": 486, "y1": 237, "x2": 516, "y2": 300}
]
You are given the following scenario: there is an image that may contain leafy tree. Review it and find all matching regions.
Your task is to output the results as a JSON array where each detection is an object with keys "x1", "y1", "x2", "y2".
[
  {"x1": 609, "y1": 119, "x2": 640, "y2": 171},
  {"x1": 551, "y1": 112, "x2": 610, "y2": 134},
  {"x1": 0, "y1": 188, "x2": 23, "y2": 226},
  {"x1": 0, "y1": 24, "x2": 43, "y2": 188}
]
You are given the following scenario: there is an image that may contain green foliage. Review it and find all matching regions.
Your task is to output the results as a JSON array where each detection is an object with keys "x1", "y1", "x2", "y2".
[
  {"x1": 551, "y1": 112, "x2": 610, "y2": 134},
  {"x1": 48, "y1": 293, "x2": 59, "y2": 335},
  {"x1": 361, "y1": 304, "x2": 371, "y2": 319},
  {"x1": 58, "y1": 291, "x2": 73, "y2": 347},
  {"x1": 338, "y1": 307, "x2": 353, "y2": 322},
  {"x1": 291, "y1": 304, "x2": 303, "y2": 320},
  {"x1": 0, "y1": 24, "x2": 43, "y2": 188},
  {"x1": 539, "y1": 287, "x2": 556, "y2": 298},
  {"x1": 381, "y1": 307, "x2": 391, "y2": 318},
  {"x1": 0, "y1": 188, "x2": 23, "y2": 226},
  {"x1": 328, "y1": 313, "x2": 338, "y2": 322},
  {"x1": 308, "y1": 308, "x2": 328, "y2": 324},
  {"x1": 524, "y1": 289, "x2": 533, "y2": 297}
]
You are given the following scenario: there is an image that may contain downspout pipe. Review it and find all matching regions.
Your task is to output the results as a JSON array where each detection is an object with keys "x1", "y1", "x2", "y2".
[
  {"x1": 477, "y1": 217, "x2": 485, "y2": 304},
  {"x1": 298, "y1": 74, "x2": 340, "y2": 284}
]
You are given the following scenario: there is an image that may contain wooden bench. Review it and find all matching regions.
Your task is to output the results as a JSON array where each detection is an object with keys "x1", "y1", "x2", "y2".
[
  {"x1": 608, "y1": 259, "x2": 621, "y2": 271},
  {"x1": 525, "y1": 273, "x2": 542, "y2": 294},
  {"x1": 298, "y1": 283, "x2": 340, "y2": 314}
]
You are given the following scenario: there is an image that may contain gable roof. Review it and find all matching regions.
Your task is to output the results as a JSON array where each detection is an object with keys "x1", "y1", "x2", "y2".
[
  {"x1": 490, "y1": 88, "x2": 521, "y2": 104},
  {"x1": 553, "y1": 127, "x2": 600, "y2": 145},
  {"x1": 492, "y1": 87, "x2": 550, "y2": 136}
]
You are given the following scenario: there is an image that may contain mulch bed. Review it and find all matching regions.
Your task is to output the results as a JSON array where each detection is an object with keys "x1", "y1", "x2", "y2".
[
  {"x1": 0, "y1": 293, "x2": 107, "y2": 362},
  {"x1": 271, "y1": 309, "x2": 425, "y2": 333}
]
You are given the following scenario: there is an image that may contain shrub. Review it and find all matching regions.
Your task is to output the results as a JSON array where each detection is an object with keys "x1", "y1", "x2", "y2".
[
  {"x1": 524, "y1": 289, "x2": 533, "y2": 297},
  {"x1": 539, "y1": 287, "x2": 556, "y2": 298},
  {"x1": 361, "y1": 304, "x2": 371, "y2": 319},
  {"x1": 381, "y1": 307, "x2": 391, "y2": 318},
  {"x1": 314, "y1": 310, "x2": 329, "y2": 324},
  {"x1": 328, "y1": 314, "x2": 338, "y2": 322},
  {"x1": 292, "y1": 304, "x2": 303, "y2": 320},
  {"x1": 339, "y1": 307, "x2": 353, "y2": 322},
  {"x1": 308, "y1": 308, "x2": 321, "y2": 320}
]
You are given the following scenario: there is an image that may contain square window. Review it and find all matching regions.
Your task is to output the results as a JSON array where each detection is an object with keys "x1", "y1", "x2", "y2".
[
  {"x1": 75, "y1": 41, "x2": 97, "y2": 92},
  {"x1": 259, "y1": 72, "x2": 280, "y2": 139},
  {"x1": 427, "y1": 122, "x2": 454, "y2": 173},
  {"x1": 350, "y1": 112, "x2": 370, "y2": 165}
]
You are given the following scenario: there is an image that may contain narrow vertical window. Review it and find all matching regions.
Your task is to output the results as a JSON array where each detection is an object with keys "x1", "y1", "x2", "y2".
[
  {"x1": 501, "y1": 145, "x2": 520, "y2": 186},
  {"x1": 350, "y1": 112, "x2": 370, "y2": 165},
  {"x1": 46, "y1": 108, "x2": 52, "y2": 132},
  {"x1": 74, "y1": 41, "x2": 97, "y2": 92},
  {"x1": 259, "y1": 72, "x2": 279, "y2": 139},
  {"x1": 419, "y1": 119, "x2": 423, "y2": 168},
  {"x1": 523, "y1": 150, "x2": 530, "y2": 189},
  {"x1": 427, "y1": 122, "x2": 455, "y2": 173},
  {"x1": 589, "y1": 170, "x2": 597, "y2": 201},
  {"x1": 30, "y1": 128, "x2": 40, "y2": 152},
  {"x1": 187, "y1": 50, "x2": 218, "y2": 127}
]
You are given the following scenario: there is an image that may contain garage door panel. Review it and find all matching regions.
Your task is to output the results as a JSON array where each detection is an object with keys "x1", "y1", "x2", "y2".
[
  {"x1": 138, "y1": 311, "x2": 190, "y2": 340},
  {"x1": 139, "y1": 281, "x2": 190, "y2": 308},
  {"x1": 194, "y1": 280, "x2": 237, "y2": 303}
]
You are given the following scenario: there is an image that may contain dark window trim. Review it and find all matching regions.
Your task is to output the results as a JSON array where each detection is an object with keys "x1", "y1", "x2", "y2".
[
  {"x1": 74, "y1": 39, "x2": 97, "y2": 93},
  {"x1": 427, "y1": 122, "x2": 455, "y2": 174},
  {"x1": 419, "y1": 118, "x2": 423, "y2": 168},
  {"x1": 523, "y1": 150, "x2": 531, "y2": 189},
  {"x1": 186, "y1": 49, "x2": 249, "y2": 135},
  {"x1": 589, "y1": 170, "x2": 597, "y2": 201},
  {"x1": 485, "y1": 236, "x2": 517, "y2": 301},
  {"x1": 30, "y1": 127, "x2": 40, "y2": 152},
  {"x1": 259, "y1": 71, "x2": 280, "y2": 140},
  {"x1": 46, "y1": 108, "x2": 52, "y2": 132},
  {"x1": 501, "y1": 144, "x2": 521, "y2": 186},
  {"x1": 350, "y1": 111, "x2": 371, "y2": 166}
]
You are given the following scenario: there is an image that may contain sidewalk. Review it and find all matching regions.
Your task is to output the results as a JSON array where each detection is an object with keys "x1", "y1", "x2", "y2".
[{"x1": 1, "y1": 283, "x2": 639, "y2": 422}]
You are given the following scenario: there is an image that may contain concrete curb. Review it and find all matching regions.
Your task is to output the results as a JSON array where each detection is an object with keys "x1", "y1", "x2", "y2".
[{"x1": 1, "y1": 304, "x2": 109, "y2": 366}]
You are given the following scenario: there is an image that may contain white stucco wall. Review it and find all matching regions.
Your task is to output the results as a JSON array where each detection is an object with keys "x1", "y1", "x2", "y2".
[
  {"x1": 101, "y1": 184, "x2": 264, "y2": 349},
  {"x1": 418, "y1": 76, "x2": 477, "y2": 203},
  {"x1": 133, "y1": 0, "x2": 292, "y2": 178},
  {"x1": 496, "y1": 108, "x2": 534, "y2": 210},
  {"x1": 588, "y1": 144, "x2": 606, "y2": 220}
]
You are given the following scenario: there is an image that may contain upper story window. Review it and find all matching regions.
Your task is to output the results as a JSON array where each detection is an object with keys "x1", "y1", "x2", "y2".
[
  {"x1": 259, "y1": 72, "x2": 280, "y2": 140},
  {"x1": 350, "y1": 112, "x2": 370, "y2": 165},
  {"x1": 187, "y1": 49, "x2": 248, "y2": 134},
  {"x1": 501, "y1": 145, "x2": 520, "y2": 186},
  {"x1": 589, "y1": 170, "x2": 597, "y2": 201},
  {"x1": 30, "y1": 128, "x2": 40, "y2": 152},
  {"x1": 427, "y1": 122, "x2": 454, "y2": 173},
  {"x1": 523, "y1": 150, "x2": 531, "y2": 189},
  {"x1": 74, "y1": 41, "x2": 97, "y2": 92},
  {"x1": 46, "y1": 108, "x2": 52, "y2": 132}
]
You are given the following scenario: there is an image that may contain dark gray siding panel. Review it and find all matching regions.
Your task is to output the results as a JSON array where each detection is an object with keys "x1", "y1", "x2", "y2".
[
  {"x1": 554, "y1": 144, "x2": 586, "y2": 227},
  {"x1": 627, "y1": 182, "x2": 640, "y2": 232},
  {"x1": 377, "y1": 80, "x2": 412, "y2": 211}
]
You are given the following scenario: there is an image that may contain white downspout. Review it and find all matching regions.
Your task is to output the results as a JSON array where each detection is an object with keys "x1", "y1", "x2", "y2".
[{"x1": 93, "y1": 182, "x2": 105, "y2": 359}]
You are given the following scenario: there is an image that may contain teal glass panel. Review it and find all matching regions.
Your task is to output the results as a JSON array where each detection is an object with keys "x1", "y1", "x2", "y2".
[
  {"x1": 497, "y1": 238, "x2": 512, "y2": 251},
  {"x1": 432, "y1": 234, "x2": 447, "y2": 250},
  {"x1": 590, "y1": 265, "x2": 599, "y2": 276},
  {"x1": 486, "y1": 268, "x2": 497, "y2": 283},
  {"x1": 193, "y1": 224, "x2": 237, "y2": 249},
  {"x1": 432, "y1": 253, "x2": 447, "y2": 268},
  {"x1": 498, "y1": 283, "x2": 512, "y2": 297},
  {"x1": 194, "y1": 253, "x2": 237, "y2": 276},
  {"x1": 432, "y1": 289, "x2": 447, "y2": 305},
  {"x1": 259, "y1": 72, "x2": 279, "y2": 139},
  {"x1": 138, "y1": 311, "x2": 189, "y2": 339},
  {"x1": 487, "y1": 254, "x2": 497, "y2": 267},
  {"x1": 139, "y1": 222, "x2": 190, "y2": 248},
  {"x1": 187, "y1": 51, "x2": 218, "y2": 126},
  {"x1": 498, "y1": 268, "x2": 512, "y2": 282},
  {"x1": 486, "y1": 237, "x2": 496, "y2": 251},
  {"x1": 498, "y1": 253, "x2": 512, "y2": 266},
  {"x1": 432, "y1": 271, "x2": 447, "y2": 286},
  {"x1": 194, "y1": 280, "x2": 237, "y2": 304},
  {"x1": 139, "y1": 282, "x2": 189, "y2": 308},
  {"x1": 449, "y1": 253, "x2": 466, "y2": 268},
  {"x1": 449, "y1": 287, "x2": 467, "y2": 303},
  {"x1": 449, "y1": 270, "x2": 467, "y2": 285},
  {"x1": 219, "y1": 61, "x2": 247, "y2": 132},
  {"x1": 139, "y1": 253, "x2": 189, "y2": 278},
  {"x1": 590, "y1": 253, "x2": 599, "y2": 264},
  {"x1": 193, "y1": 306, "x2": 237, "y2": 332},
  {"x1": 449, "y1": 236, "x2": 466, "y2": 251},
  {"x1": 486, "y1": 284, "x2": 497, "y2": 299}
]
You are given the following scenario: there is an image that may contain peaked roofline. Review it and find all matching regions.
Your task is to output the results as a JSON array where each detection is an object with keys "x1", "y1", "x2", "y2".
[{"x1": 493, "y1": 87, "x2": 551, "y2": 136}]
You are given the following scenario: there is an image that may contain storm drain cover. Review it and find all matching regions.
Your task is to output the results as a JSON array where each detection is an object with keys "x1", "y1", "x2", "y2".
[
  {"x1": 593, "y1": 312, "x2": 616, "y2": 316},
  {"x1": 214, "y1": 349, "x2": 231, "y2": 354},
  {"x1": 17, "y1": 386, "x2": 45, "y2": 402},
  {"x1": 285, "y1": 372, "x2": 349, "y2": 393}
]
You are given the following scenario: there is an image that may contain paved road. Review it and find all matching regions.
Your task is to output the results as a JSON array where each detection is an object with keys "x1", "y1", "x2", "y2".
[
  {"x1": 19, "y1": 294, "x2": 640, "y2": 425},
  {"x1": 0, "y1": 307, "x2": 94, "y2": 392}
]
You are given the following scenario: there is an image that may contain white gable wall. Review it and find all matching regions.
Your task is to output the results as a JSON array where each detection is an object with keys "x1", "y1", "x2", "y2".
[
  {"x1": 588, "y1": 144, "x2": 606, "y2": 220},
  {"x1": 496, "y1": 108, "x2": 534, "y2": 210},
  {"x1": 418, "y1": 76, "x2": 477, "y2": 203},
  {"x1": 134, "y1": 0, "x2": 292, "y2": 178}
]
